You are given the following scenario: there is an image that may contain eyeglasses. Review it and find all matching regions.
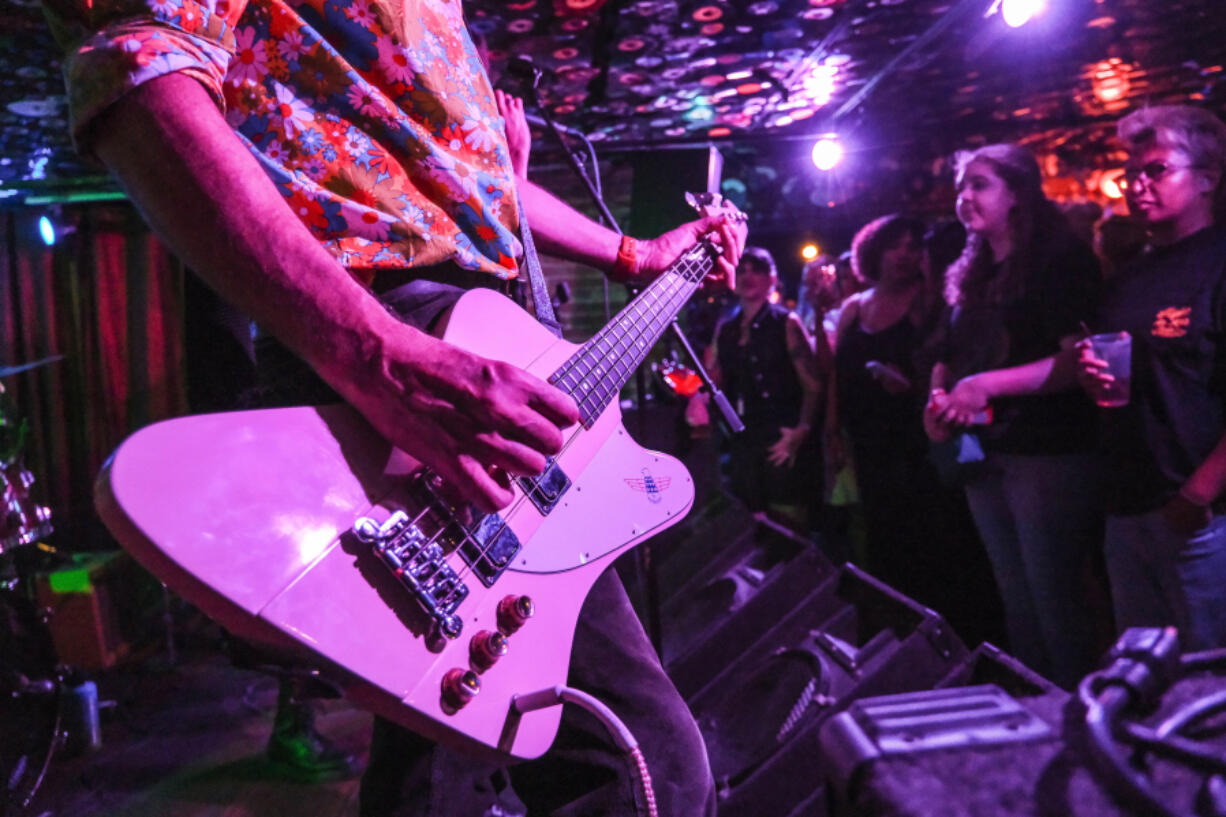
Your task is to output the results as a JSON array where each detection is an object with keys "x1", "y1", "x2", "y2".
[{"x1": 1118, "y1": 160, "x2": 1196, "y2": 191}]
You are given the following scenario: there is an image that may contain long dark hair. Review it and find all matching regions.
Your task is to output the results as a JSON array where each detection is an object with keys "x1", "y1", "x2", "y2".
[{"x1": 944, "y1": 144, "x2": 1070, "y2": 307}]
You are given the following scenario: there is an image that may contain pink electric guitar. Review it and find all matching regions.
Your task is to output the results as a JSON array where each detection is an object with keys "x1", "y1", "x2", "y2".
[{"x1": 96, "y1": 194, "x2": 742, "y2": 760}]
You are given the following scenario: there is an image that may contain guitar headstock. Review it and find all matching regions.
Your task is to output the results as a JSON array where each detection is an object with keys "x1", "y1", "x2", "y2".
[{"x1": 685, "y1": 191, "x2": 747, "y2": 224}]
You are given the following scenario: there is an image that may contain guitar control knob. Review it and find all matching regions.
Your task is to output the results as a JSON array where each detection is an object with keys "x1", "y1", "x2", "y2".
[
  {"x1": 469, "y1": 630, "x2": 509, "y2": 671},
  {"x1": 441, "y1": 668, "x2": 481, "y2": 710},
  {"x1": 497, "y1": 595, "x2": 534, "y2": 634}
]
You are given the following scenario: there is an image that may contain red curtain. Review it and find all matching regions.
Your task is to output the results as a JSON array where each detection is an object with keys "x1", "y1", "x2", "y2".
[{"x1": 0, "y1": 204, "x2": 187, "y2": 548}]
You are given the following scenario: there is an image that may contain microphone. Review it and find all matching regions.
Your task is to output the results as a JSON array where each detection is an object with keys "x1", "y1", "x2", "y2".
[{"x1": 507, "y1": 56, "x2": 552, "y2": 87}]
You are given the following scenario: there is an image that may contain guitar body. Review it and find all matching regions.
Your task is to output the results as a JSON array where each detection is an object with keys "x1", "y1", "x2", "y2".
[{"x1": 95, "y1": 288, "x2": 694, "y2": 760}]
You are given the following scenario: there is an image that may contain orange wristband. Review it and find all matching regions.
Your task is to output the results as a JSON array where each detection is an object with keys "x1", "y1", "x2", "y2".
[{"x1": 613, "y1": 235, "x2": 638, "y2": 281}]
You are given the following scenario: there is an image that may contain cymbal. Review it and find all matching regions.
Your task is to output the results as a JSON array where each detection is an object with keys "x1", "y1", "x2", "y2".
[{"x1": 0, "y1": 355, "x2": 64, "y2": 378}]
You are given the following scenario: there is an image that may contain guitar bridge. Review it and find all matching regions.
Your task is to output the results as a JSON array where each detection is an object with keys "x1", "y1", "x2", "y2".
[
  {"x1": 352, "y1": 473, "x2": 523, "y2": 638},
  {"x1": 354, "y1": 509, "x2": 470, "y2": 639}
]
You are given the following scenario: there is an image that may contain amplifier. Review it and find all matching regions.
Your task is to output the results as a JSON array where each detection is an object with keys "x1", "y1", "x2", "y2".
[
  {"x1": 818, "y1": 649, "x2": 1226, "y2": 817},
  {"x1": 36, "y1": 550, "x2": 161, "y2": 669}
]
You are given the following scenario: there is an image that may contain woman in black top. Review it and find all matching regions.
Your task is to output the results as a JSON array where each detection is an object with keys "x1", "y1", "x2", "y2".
[
  {"x1": 691, "y1": 247, "x2": 825, "y2": 531},
  {"x1": 828, "y1": 215, "x2": 954, "y2": 606},
  {"x1": 925, "y1": 143, "x2": 1102, "y2": 688}
]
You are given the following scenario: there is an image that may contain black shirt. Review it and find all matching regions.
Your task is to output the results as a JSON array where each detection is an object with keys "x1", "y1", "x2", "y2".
[
  {"x1": 1098, "y1": 225, "x2": 1226, "y2": 515},
  {"x1": 834, "y1": 313, "x2": 928, "y2": 454},
  {"x1": 939, "y1": 231, "x2": 1101, "y2": 455},
  {"x1": 716, "y1": 303, "x2": 804, "y2": 446}
]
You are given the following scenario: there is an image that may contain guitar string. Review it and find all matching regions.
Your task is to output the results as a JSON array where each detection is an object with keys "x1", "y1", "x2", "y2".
[
  {"x1": 440, "y1": 255, "x2": 708, "y2": 595},
  {"x1": 417, "y1": 248, "x2": 713, "y2": 605},
  {"x1": 454, "y1": 249, "x2": 709, "y2": 578}
]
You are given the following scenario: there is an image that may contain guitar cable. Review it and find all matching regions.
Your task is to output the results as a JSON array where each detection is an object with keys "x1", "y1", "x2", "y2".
[{"x1": 514, "y1": 686, "x2": 659, "y2": 817}]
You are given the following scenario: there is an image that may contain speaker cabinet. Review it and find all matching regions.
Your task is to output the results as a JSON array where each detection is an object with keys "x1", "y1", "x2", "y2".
[{"x1": 683, "y1": 563, "x2": 968, "y2": 817}]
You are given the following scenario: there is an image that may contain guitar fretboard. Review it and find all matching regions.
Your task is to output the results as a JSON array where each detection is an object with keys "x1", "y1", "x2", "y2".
[{"x1": 549, "y1": 243, "x2": 714, "y2": 427}]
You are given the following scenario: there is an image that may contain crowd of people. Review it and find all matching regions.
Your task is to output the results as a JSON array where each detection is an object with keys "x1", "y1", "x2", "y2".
[{"x1": 696, "y1": 104, "x2": 1226, "y2": 690}]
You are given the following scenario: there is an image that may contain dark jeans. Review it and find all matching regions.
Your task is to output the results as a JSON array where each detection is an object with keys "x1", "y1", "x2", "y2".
[
  {"x1": 256, "y1": 273, "x2": 715, "y2": 817},
  {"x1": 963, "y1": 451, "x2": 1102, "y2": 688}
]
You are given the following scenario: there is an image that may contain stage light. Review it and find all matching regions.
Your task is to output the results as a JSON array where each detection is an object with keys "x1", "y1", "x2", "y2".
[
  {"x1": 1100, "y1": 172, "x2": 1124, "y2": 200},
  {"x1": 810, "y1": 135, "x2": 843, "y2": 171},
  {"x1": 1092, "y1": 59, "x2": 1130, "y2": 104},
  {"x1": 801, "y1": 243, "x2": 820, "y2": 261},
  {"x1": 1001, "y1": 0, "x2": 1045, "y2": 28},
  {"x1": 38, "y1": 215, "x2": 56, "y2": 246}
]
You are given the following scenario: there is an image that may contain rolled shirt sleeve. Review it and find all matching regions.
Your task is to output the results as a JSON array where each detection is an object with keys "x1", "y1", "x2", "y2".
[{"x1": 43, "y1": 0, "x2": 243, "y2": 156}]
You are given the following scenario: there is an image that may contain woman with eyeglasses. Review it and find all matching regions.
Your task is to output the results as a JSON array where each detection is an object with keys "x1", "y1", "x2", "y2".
[
  {"x1": 1075, "y1": 105, "x2": 1226, "y2": 651},
  {"x1": 923, "y1": 143, "x2": 1103, "y2": 688}
]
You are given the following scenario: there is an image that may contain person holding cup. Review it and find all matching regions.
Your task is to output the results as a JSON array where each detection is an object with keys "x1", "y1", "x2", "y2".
[
  {"x1": 1077, "y1": 105, "x2": 1226, "y2": 651},
  {"x1": 923, "y1": 143, "x2": 1103, "y2": 688}
]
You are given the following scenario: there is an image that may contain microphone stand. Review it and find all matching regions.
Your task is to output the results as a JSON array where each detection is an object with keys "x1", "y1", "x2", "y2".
[{"x1": 521, "y1": 69, "x2": 744, "y2": 655}]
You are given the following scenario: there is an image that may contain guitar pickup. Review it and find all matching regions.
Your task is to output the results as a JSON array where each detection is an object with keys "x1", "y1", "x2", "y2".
[
  {"x1": 457, "y1": 512, "x2": 521, "y2": 587},
  {"x1": 516, "y1": 458, "x2": 570, "y2": 515}
]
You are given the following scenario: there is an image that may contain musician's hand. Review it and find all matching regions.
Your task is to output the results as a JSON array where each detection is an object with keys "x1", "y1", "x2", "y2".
[
  {"x1": 495, "y1": 90, "x2": 531, "y2": 179},
  {"x1": 338, "y1": 325, "x2": 580, "y2": 513},
  {"x1": 636, "y1": 214, "x2": 747, "y2": 290}
]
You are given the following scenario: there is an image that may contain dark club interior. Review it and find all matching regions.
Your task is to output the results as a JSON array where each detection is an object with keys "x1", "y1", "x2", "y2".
[{"x1": 2, "y1": 0, "x2": 1226, "y2": 814}]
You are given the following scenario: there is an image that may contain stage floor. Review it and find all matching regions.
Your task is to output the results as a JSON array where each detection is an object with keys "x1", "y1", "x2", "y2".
[{"x1": 26, "y1": 649, "x2": 370, "y2": 817}]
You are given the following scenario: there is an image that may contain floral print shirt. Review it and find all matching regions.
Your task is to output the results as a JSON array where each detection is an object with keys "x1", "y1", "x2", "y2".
[{"x1": 44, "y1": 0, "x2": 523, "y2": 283}]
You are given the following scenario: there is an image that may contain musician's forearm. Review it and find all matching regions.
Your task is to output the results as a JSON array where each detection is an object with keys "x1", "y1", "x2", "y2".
[
  {"x1": 517, "y1": 179, "x2": 621, "y2": 274},
  {"x1": 93, "y1": 72, "x2": 403, "y2": 385}
]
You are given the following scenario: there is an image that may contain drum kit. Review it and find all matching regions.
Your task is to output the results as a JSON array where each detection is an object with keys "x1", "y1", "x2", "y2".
[{"x1": 0, "y1": 354, "x2": 65, "y2": 816}]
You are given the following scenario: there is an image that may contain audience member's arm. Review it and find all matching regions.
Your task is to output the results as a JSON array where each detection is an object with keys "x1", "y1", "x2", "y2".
[
  {"x1": 1167, "y1": 436, "x2": 1226, "y2": 534},
  {"x1": 939, "y1": 341, "x2": 1080, "y2": 425},
  {"x1": 767, "y1": 315, "x2": 819, "y2": 468}
]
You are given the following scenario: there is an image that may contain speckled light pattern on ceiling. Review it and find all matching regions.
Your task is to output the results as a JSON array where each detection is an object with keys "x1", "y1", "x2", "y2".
[{"x1": 0, "y1": 0, "x2": 1223, "y2": 194}]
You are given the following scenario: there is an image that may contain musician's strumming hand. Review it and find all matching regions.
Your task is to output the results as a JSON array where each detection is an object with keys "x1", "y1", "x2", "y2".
[
  {"x1": 633, "y1": 214, "x2": 748, "y2": 289},
  {"x1": 337, "y1": 322, "x2": 579, "y2": 514}
]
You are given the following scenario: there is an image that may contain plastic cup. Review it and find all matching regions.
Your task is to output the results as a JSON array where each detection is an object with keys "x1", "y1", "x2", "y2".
[{"x1": 1089, "y1": 331, "x2": 1131, "y2": 407}]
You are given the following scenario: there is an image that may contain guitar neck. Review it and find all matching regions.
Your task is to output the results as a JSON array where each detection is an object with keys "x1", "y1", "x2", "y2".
[{"x1": 549, "y1": 243, "x2": 715, "y2": 426}]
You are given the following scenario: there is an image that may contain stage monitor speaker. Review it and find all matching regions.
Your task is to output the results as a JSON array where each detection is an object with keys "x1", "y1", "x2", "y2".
[
  {"x1": 685, "y1": 563, "x2": 969, "y2": 817},
  {"x1": 664, "y1": 519, "x2": 834, "y2": 698},
  {"x1": 629, "y1": 147, "x2": 724, "y2": 238}
]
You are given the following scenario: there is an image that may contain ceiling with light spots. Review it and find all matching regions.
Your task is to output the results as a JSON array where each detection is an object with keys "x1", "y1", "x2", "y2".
[{"x1": 1, "y1": 0, "x2": 1224, "y2": 229}]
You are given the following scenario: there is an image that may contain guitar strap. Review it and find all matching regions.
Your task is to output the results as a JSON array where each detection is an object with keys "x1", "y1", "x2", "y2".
[{"x1": 516, "y1": 190, "x2": 564, "y2": 339}]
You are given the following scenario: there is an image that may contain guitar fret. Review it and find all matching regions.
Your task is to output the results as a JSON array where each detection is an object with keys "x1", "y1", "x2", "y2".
[{"x1": 553, "y1": 245, "x2": 717, "y2": 421}]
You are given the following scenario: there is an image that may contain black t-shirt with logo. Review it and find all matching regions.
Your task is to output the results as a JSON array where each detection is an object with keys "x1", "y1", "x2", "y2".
[{"x1": 1098, "y1": 225, "x2": 1226, "y2": 515}]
